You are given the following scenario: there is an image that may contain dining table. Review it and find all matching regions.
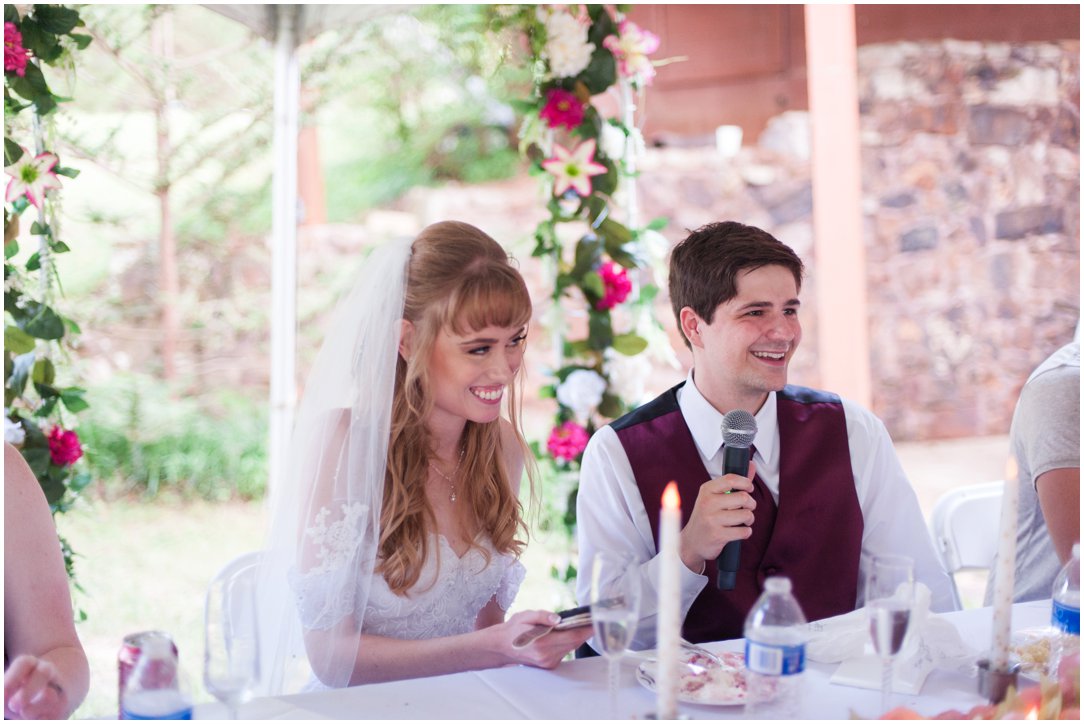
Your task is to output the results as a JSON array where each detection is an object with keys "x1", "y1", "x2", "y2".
[{"x1": 193, "y1": 599, "x2": 1053, "y2": 720}]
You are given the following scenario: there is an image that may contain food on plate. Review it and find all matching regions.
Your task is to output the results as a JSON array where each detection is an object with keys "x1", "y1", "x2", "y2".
[
  {"x1": 638, "y1": 649, "x2": 750, "y2": 705},
  {"x1": 1011, "y1": 628, "x2": 1056, "y2": 676},
  {"x1": 678, "y1": 651, "x2": 748, "y2": 703}
]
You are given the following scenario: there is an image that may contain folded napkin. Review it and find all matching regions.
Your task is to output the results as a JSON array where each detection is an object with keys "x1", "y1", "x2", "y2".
[{"x1": 806, "y1": 583, "x2": 978, "y2": 695}]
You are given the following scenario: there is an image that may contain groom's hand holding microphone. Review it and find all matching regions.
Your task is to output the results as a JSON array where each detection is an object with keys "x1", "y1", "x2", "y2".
[{"x1": 677, "y1": 463, "x2": 757, "y2": 579}]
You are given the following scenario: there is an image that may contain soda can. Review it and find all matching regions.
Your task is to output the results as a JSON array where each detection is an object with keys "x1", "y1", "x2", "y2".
[{"x1": 118, "y1": 631, "x2": 178, "y2": 718}]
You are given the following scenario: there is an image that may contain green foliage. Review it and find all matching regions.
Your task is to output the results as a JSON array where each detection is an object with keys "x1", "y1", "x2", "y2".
[
  {"x1": 494, "y1": 6, "x2": 666, "y2": 549},
  {"x1": 4, "y1": 5, "x2": 92, "y2": 545},
  {"x1": 78, "y1": 373, "x2": 268, "y2": 501}
]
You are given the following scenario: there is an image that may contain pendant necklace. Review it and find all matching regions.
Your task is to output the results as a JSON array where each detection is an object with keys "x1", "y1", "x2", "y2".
[{"x1": 429, "y1": 447, "x2": 465, "y2": 503}]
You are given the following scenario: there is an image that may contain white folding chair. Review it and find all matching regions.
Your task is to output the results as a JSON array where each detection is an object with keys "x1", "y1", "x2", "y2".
[{"x1": 928, "y1": 481, "x2": 1005, "y2": 610}]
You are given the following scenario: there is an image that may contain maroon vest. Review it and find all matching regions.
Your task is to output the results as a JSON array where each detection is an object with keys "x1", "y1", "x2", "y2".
[{"x1": 613, "y1": 383, "x2": 863, "y2": 641}]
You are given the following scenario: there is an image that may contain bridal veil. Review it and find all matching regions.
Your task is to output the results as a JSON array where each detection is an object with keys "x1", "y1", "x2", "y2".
[{"x1": 257, "y1": 234, "x2": 412, "y2": 693}]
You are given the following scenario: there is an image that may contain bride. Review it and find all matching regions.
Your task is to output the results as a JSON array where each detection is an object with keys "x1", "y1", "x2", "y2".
[{"x1": 258, "y1": 221, "x2": 589, "y2": 691}]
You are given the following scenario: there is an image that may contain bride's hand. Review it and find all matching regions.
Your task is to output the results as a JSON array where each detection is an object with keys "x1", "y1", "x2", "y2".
[{"x1": 497, "y1": 610, "x2": 592, "y2": 669}]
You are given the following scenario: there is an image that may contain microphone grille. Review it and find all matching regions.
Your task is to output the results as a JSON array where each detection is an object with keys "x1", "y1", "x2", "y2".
[{"x1": 721, "y1": 409, "x2": 757, "y2": 448}]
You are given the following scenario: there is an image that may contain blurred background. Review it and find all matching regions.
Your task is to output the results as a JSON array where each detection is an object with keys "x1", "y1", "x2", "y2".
[{"x1": 4, "y1": 4, "x2": 1076, "y2": 718}]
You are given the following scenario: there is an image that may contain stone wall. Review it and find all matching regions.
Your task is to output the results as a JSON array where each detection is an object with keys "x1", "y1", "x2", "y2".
[
  {"x1": 586, "y1": 39, "x2": 1078, "y2": 442},
  {"x1": 859, "y1": 40, "x2": 1079, "y2": 439}
]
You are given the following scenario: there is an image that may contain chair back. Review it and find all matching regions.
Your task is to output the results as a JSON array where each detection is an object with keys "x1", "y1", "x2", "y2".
[
  {"x1": 206, "y1": 551, "x2": 273, "y2": 697},
  {"x1": 928, "y1": 480, "x2": 1004, "y2": 609}
]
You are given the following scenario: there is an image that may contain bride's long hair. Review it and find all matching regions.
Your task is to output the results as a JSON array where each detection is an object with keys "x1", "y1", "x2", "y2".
[{"x1": 378, "y1": 221, "x2": 533, "y2": 595}]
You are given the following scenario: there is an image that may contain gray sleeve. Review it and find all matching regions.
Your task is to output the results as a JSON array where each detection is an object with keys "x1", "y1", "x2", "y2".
[{"x1": 1013, "y1": 367, "x2": 1080, "y2": 487}]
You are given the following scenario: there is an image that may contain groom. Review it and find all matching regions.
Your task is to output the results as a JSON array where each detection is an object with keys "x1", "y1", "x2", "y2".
[{"x1": 575, "y1": 221, "x2": 955, "y2": 648}]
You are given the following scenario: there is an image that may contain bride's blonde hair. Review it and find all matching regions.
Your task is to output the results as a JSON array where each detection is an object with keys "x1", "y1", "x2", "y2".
[{"x1": 378, "y1": 221, "x2": 534, "y2": 595}]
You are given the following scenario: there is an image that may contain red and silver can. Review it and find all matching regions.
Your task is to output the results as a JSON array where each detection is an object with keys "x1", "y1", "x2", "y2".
[{"x1": 118, "y1": 631, "x2": 178, "y2": 718}]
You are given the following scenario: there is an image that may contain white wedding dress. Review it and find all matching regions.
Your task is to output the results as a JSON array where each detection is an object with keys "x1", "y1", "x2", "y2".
[{"x1": 290, "y1": 532, "x2": 525, "y2": 691}]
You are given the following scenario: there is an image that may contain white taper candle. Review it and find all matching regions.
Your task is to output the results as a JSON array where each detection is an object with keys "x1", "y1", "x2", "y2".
[
  {"x1": 656, "y1": 481, "x2": 681, "y2": 719},
  {"x1": 990, "y1": 457, "x2": 1019, "y2": 670}
]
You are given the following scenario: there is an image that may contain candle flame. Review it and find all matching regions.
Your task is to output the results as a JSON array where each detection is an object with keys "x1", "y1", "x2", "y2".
[
  {"x1": 662, "y1": 481, "x2": 680, "y2": 509},
  {"x1": 1005, "y1": 456, "x2": 1018, "y2": 481},
  {"x1": 1025, "y1": 706, "x2": 1038, "y2": 720}
]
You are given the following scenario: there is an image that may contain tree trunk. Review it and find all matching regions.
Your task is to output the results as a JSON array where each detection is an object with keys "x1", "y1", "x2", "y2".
[{"x1": 152, "y1": 8, "x2": 179, "y2": 380}]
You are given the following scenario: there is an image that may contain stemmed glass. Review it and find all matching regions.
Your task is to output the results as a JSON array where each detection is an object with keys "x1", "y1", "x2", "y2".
[
  {"x1": 591, "y1": 551, "x2": 642, "y2": 719},
  {"x1": 204, "y1": 572, "x2": 260, "y2": 719},
  {"x1": 866, "y1": 554, "x2": 915, "y2": 716}
]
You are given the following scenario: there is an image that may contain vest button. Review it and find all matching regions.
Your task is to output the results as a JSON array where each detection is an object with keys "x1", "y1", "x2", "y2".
[{"x1": 764, "y1": 566, "x2": 779, "y2": 576}]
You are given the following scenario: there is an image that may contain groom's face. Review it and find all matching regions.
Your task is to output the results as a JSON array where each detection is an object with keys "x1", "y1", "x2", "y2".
[{"x1": 686, "y1": 264, "x2": 802, "y2": 409}]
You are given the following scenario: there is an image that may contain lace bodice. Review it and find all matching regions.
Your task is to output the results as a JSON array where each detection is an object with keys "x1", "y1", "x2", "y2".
[
  {"x1": 363, "y1": 535, "x2": 525, "y2": 639},
  {"x1": 290, "y1": 532, "x2": 525, "y2": 638}
]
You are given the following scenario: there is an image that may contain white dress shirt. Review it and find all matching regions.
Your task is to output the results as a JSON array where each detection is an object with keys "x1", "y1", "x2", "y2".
[{"x1": 576, "y1": 371, "x2": 957, "y2": 649}]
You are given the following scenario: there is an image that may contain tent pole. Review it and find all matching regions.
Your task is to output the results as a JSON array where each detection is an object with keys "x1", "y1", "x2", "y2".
[{"x1": 268, "y1": 5, "x2": 300, "y2": 499}]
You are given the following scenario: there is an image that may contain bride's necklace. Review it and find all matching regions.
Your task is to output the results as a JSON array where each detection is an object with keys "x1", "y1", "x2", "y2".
[{"x1": 429, "y1": 447, "x2": 465, "y2": 503}]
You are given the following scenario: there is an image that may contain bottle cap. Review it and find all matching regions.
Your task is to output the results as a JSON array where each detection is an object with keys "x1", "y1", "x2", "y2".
[{"x1": 764, "y1": 576, "x2": 792, "y2": 594}]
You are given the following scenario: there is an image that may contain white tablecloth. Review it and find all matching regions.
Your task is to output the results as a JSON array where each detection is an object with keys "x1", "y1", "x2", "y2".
[{"x1": 195, "y1": 599, "x2": 1052, "y2": 720}]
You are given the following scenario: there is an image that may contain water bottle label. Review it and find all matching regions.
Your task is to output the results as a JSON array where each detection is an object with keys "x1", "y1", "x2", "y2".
[
  {"x1": 744, "y1": 640, "x2": 805, "y2": 676},
  {"x1": 121, "y1": 706, "x2": 192, "y2": 720},
  {"x1": 1052, "y1": 600, "x2": 1080, "y2": 635}
]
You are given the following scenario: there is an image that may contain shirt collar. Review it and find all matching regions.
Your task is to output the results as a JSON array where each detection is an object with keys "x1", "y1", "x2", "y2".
[{"x1": 677, "y1": 370, "x2": 780, "y2": 468}]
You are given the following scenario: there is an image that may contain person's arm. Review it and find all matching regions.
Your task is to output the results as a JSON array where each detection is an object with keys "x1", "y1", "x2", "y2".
[
  {"x1": 1014, "y1": 367, "x2": 1080, "y2": 566},
  {"x1": 576, "y1": 426, "x2": 718, "y2": 650},
  {"x1": 1035, "y1": 468, "x2": 1080, "y2": 564},
  {"x1": 303, "y1": 607, "x2": 590, "y2": 686},
  {"x1": 845, "y1": 405, "x2": 959, "y2": 613},
  {"x1": 4, "y1": 443, "x2": 89, "y2": 720}
]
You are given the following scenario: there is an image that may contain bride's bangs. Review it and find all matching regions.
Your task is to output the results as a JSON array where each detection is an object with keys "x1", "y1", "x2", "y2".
[{"x1": 445, "y1": 265, "x2": 531, "y2": 335}]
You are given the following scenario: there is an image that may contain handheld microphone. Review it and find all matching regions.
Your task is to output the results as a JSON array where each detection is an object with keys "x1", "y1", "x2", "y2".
[{"x1": 716, "y1": 409, "x2": 757, "y2": 590}]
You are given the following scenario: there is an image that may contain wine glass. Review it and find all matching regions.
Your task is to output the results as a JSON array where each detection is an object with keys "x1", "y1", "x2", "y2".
[
  {"x1": 866, "y1": 554, "x2": 915, "y2": 716},
  {"x1": 591, "y1": 551, "x2": 642, "y2": 719},
  {"x1": 204, "y1": 572, "x2": 260, "y2": 719}
]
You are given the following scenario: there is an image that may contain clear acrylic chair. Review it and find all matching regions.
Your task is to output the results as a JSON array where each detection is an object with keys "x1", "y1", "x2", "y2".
[{"x1": 205, "y1": 552, "x2": 267, "y2": 700}]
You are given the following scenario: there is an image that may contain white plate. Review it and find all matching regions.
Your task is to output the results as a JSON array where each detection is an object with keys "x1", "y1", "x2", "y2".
[{"x1": 635, "y1": 650, "x2": 749, "y2": 706}]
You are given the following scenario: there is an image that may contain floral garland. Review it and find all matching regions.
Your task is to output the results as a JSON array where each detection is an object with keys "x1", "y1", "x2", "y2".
[
  {"x1": 488, "y1": 5, "x2": 671, "y2": 556},
  {"x1": 4, "y1": 4, "x2": 92, "y2": 585}
]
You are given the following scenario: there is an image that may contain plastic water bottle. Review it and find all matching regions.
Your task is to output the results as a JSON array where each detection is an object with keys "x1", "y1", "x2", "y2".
[
  {"x1": 120, "y1": 632, "x2": 192, "y2": 720},
  {"x1": 1049, "y1": 542, "x2": 1080, "y2": 678},
  {"x1": 743, "y1": 576, "x2": 808, "y2": 719}
]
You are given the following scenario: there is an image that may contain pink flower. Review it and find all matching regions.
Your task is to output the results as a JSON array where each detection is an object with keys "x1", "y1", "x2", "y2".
[
  {"x1": 541, "y1": 139, "x2": 608, "y2": 197},
  {"x1": 603, "y1": 20, "x2": 660, "y2": 83},
  {"x1": 596, "y1": 260, "x2": 632, "y2": 310},
  {"x1": 4, "y1": 148, "x2": 62, "y2": 209},
  {"x1": 47, "y1": 427, "x2": 83, "y2": 467},
  {"x1": 547, "y1": 421, "x2": 589, "y2": 462},
  {"x1": 539, "y1": 88, "x2": 585, "y2": 130},
  {"x1": 5, "y1": 22, "x2": 28, "y2": 77}
]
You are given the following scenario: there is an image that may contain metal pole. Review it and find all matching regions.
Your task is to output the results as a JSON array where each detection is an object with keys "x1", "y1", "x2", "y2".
[{"x1": 268, "y1": 5, "x2": 300, "y2": 499}]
